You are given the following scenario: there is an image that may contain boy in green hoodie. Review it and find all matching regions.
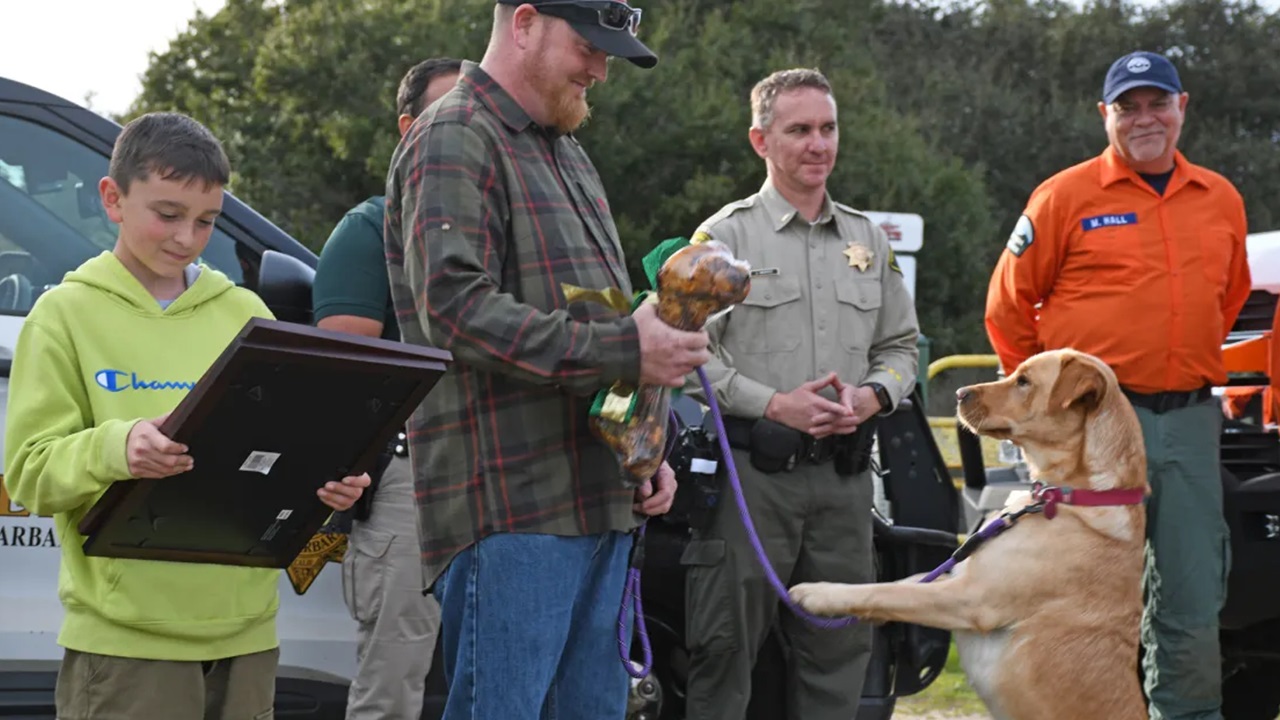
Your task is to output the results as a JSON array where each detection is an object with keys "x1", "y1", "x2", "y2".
[{"x1": 2, "y1": 112, "x2": 369, "y2": 720}]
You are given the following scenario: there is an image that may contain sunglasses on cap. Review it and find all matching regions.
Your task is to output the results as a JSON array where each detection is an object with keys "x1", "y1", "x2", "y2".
[{"x1": 535, "y1": 0, "x2": 643, "y2": 36}]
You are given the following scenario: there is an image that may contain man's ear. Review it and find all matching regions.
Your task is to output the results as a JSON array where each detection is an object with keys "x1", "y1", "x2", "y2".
[
  {"x1": 748, "y1": 126, "x2": 768, "y2": 160},
  {"x1": 510, "y1": 3, "x2": 541, "y2": 49},
  {"x1": 1049, "y1": 355, "x2": 1106, "y2": 411}
]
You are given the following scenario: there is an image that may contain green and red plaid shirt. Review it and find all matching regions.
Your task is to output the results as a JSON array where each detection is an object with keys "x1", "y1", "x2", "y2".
[{"x1": 385, "y1": 61, "x2": 643, "y2": 587}]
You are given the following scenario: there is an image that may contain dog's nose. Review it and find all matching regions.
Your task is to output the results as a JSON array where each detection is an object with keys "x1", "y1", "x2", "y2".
[{"x1": 956, "y1": 387, "x2": 972, "y2": 404}]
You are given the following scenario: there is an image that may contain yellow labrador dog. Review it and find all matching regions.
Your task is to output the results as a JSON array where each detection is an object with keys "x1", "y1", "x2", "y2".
[{"x1": 789, "y1": 349, "x2": 1149, "y2": 720}]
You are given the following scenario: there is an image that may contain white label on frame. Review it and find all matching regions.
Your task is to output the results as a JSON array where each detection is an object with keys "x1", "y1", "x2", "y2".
[{"x1": 240, "y1": 451, "x2": 281, "y2": 475}]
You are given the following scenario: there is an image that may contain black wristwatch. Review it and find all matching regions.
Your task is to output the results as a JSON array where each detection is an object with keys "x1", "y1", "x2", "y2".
[{"x1": 861, "y1": 382, "x2": 893, "y2": 414}]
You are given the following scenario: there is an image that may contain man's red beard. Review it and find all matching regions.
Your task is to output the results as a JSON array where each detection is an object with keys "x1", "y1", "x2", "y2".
[{"x1": 528, "y1": 48, "x2": 591, "y2": 133}]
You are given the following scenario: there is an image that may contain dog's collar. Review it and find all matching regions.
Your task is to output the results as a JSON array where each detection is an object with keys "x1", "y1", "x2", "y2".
[{"x1": 1031, "y1": 482, "x2": 1145, "y2": 520}]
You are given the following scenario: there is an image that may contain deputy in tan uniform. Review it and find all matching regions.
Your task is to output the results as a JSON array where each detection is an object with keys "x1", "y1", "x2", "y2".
[{"x1": 682, "y1": 68, "x2": 919, "y2": 720}]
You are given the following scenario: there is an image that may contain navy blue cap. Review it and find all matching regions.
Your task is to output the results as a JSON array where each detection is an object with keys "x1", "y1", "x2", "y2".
[{"x1": 1102, "y1": 51, "x2": 1183, "y2": 104}]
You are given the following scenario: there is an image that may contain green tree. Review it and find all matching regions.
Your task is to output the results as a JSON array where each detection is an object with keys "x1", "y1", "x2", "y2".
[
  {"x1": 130, "y1": 0, "x2": 284, "y2": 199},
  {"x1": 543, "y1": 0, "x2": 996, "y2": 354},
  {"x1": 131, "y1": 0, "x2": 492, "y2": 247},
  {"x1": 245, "y1": 0, "x2": 492, "y2": 245},
  {"x1": 133, "y1": 0, "x2": 1280, "y2": 358},
  {"x1": 868, "y1": 0, "x2": 1280, "y2": 257}
]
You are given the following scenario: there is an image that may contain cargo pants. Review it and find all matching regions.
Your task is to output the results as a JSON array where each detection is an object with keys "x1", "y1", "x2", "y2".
[
  {"x1": 341, "y1": 455, "x2": 441, "y2": 719},
  {"x1": 682, "y1": 449, "x2": 874, "y2": 720},
  {"x1": 55, "y1": 647, "x2": 278, "y2": 719},
  {"x1": 1136, "y1": 399, "x2": 1230, "y2": 720}
]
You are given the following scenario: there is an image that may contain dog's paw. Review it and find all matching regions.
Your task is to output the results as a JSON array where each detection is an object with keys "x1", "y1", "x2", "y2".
[{"x1": 788, "y1": 582, "x2": 853, "y2": 617}]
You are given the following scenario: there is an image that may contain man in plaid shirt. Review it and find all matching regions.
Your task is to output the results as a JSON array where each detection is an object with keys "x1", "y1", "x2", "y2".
[{"x1": 385, "y1": 1, "x2": 709, "y2": 717}]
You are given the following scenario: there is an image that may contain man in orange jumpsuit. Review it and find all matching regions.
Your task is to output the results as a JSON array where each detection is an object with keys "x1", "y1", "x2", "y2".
[{"x1": 985, "y1": 51, "x2": 1251, "y2": 720}]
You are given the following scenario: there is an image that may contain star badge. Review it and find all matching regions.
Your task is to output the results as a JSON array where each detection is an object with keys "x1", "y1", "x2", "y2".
[{"x1": 844, "y1": 242, "x2": 873, "y2": 272}]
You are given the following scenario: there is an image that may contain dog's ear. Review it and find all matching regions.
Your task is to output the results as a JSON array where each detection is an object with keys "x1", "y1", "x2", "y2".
[{"x1": 1049, "y1": 354, "x2": 1106, "y2": 411}]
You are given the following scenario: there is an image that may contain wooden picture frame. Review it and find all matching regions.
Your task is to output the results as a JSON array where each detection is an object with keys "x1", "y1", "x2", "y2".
[{"x1": 78, "y1": 318, "x2": 451, "y2": 568}]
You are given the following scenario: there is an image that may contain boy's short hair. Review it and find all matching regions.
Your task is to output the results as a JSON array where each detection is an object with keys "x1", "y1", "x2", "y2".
[
  {"x1": 396, "y1": 57, "x2": 465, "y2": 119},
  {"x1": 108, "y1": 112, "x2": 231, "y2": 194}
]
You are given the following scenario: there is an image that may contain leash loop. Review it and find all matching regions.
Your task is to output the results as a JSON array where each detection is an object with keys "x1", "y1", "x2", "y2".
[{"x1": 617, "y1": 409, "x2": 681, "y2": 679}]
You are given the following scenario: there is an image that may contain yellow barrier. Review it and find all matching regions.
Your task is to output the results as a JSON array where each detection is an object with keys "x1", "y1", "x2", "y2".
[
  {"x1": 926, "y1": 353, "x2": 1009, "y2": 477},
  {"x1": 927, "y1": 354, "x2": 1000, "y2": 382},
  {"x1": 928, "y1": 417, "x2": 1009, "y2": 476}
]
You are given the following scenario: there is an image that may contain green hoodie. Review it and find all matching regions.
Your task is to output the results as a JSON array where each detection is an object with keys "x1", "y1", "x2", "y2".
[{"x1": 3, "y1": 252, "x2": 280, "y2": 661}]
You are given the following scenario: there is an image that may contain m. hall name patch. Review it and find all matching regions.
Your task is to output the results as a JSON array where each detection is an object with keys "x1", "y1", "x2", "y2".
[{"x1": 1081, "y1": 213, "x2": 1138, "y2": 232}]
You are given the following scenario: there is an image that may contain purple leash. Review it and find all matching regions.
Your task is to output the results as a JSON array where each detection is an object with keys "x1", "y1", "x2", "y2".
[
  {"x1": 695, "y1": 367, "x2": 862, "y2": 629},
  {"x1": 618, "y1": 523, "x2": 652, "y2": 679},
  {"x1": 617, "y1": 368, "x2": 1037, "y2": 676},
  {"x1": 690, "y1": 366, "x2": 1036, "y2": 624},
  {"x1": 917, "y1": 511, "x2": 1028, "y2": 583},
  {"x1": 617, "y1": 408, "x2": 681, "y2": 679}
]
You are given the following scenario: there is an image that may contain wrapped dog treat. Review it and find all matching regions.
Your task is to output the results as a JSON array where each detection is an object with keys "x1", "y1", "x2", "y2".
[
  {"x1": 655, "y1": 239, "x2": 754, "y2": 329},
  {"x1": 587, "y1": 237, "x2": 751, "y2": 483}
]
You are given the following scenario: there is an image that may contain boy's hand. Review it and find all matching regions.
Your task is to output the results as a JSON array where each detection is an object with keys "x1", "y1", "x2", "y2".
[
  {"x1": 126, "y1": 414, "x2": 193, "y2": 479},
  {"x1": 318, "y1": 473, "x2": 371, "y2": 512}
]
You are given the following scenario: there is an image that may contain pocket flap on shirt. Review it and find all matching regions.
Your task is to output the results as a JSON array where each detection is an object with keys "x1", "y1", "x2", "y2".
[
  {"x1": 741, "y1": 275, "x2": 802, "y2": 309},
  {"x1": 835, "y1": 280, "x2": 883, "y2": 311}
]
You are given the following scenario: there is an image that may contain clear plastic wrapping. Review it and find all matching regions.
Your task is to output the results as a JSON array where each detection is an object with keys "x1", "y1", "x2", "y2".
[{"x1": 589, "y1": 239, "x2": 751, "y2": 482}]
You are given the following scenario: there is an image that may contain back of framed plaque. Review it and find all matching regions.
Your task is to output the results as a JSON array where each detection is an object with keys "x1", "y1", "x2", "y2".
[{"x1": 78, "y1": 318, "x2": 451, "y2": 568}]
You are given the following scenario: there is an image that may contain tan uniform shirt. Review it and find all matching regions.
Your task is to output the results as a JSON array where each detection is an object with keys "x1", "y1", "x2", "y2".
[{"x1": 687, "y1": 179, "x2": 920, "y2": 418}]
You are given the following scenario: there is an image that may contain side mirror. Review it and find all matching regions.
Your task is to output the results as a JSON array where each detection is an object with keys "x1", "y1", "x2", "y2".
[{"x1": 257, "y1": 250, "x2": 315, "y2": 325}]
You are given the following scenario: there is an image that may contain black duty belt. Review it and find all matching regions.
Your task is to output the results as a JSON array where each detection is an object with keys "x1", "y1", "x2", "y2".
[
  {"x1": 722, "y1": 416, "x2": 837, "y2": 466},
  {"x1": 1121, "y1": 385, "x2": 1213, "y2": 415}
]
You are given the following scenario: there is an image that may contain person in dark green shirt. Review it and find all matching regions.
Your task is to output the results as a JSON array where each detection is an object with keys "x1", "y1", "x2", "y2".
[
  {"x1": 314, "y1": 57, "x2": 464, "y2": 341},
  {"x1": 313, "y1": 196, "x2": 397, "y2": 339},
  {"x1": 311, "y1": 56, "x2": 462, "y2": 720}
]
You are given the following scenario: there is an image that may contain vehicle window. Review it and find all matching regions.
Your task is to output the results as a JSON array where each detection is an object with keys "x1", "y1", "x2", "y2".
[{"x1": 0, "y1": 114, "x2": 245, "y2": 315}]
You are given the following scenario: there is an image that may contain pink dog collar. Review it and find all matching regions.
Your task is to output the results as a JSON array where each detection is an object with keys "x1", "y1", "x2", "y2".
[{"x1": 1031, "y1": 482, "x2": 1146, "y2": 520}]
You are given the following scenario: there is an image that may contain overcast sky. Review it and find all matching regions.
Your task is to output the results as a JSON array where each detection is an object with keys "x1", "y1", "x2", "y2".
[
  {"x1": 4, "y1": 0, "x2": 1279, "y2": 120},
  {"x1": 2, "y1": 0, "x2": 228, "y2": 117}
]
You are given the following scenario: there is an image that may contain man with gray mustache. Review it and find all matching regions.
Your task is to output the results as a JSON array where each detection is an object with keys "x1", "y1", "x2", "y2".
[{"x1": 985, "y1": 50, "x2": 1252, "y2": 720}]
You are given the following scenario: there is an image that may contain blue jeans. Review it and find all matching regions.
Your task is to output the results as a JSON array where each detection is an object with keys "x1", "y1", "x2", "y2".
[{"x1": 432, "y1": 530, "x2": 635, "y2": 720}]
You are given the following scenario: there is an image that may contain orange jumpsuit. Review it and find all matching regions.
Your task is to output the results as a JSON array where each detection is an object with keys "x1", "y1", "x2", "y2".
[{"x1": 985, "y1": 146, "x2": 1251, "y2": 393}]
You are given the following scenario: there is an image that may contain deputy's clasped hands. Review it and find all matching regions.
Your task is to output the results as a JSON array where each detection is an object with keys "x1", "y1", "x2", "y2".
[{"x1": 766, "y1": 373, "x2": 883, "y2": 438}]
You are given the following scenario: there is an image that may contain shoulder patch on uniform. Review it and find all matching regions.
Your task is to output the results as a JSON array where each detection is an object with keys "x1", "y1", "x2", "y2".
[
  {"x1": 1006, "y1": 214, "x2": 1035, "y2": 257},
  {"x1": 887, "y1": 248, "x2": 903, "y2": 275},
  {"x1": 833, "y1": 201, "x2": 868, "y2": 219}
]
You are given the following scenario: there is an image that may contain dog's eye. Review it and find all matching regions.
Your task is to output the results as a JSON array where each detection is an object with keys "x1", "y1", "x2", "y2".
[{"x1": 1015, "y1": 375, "x2": 1030, "y2": 387}]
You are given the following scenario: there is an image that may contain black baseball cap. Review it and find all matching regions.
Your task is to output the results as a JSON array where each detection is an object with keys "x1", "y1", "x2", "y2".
[
  {"x1": 1102, "y1": 51, "x2": 1183, "y2": 104},
  {"x1": 498, "y1": 0, "x2": 657, "y2": 69}
]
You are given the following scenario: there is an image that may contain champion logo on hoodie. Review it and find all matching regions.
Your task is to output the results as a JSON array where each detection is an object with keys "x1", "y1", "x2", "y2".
[{"x1": 94, "y1": 369, "x2": 196, "y2": 393}]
